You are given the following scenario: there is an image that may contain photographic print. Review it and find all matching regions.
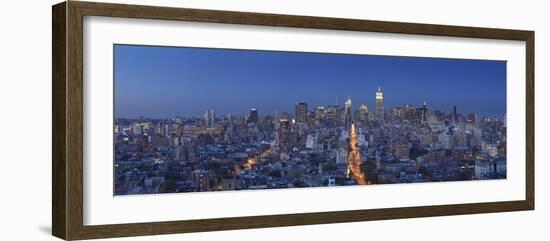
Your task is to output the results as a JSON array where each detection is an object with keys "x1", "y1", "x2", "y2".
[{"x1": 113, "y1": 44, "x2": 507, "y2": 195}]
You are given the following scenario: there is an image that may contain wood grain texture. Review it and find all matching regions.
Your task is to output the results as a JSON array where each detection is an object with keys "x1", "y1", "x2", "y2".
[
  {"x1": 51, "y1": 1, "x2": 535, "y2": 240},
  {"x1": 66, "y1": 2, "x2": 85, "y2": 240},
  {"x1": 73, "y1": 1, "x2": 533, "y2": 40},
  {"x1": 52, "y1": 2, "x2": 67, "y2": 239},
  {"x1": 74, "y1": 201, "x2": 530, "y2": 240},
  {"x1": 525, "y1": 32, "x2": 535, "y2": 209}
]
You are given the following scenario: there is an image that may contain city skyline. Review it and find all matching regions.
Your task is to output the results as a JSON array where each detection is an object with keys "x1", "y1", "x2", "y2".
[
  {"x1": 114, "y1": 44, "x2": 506, "y2": 119},
  {"x1": 114, "y1": 44, "x2": 507, "y2": 195},
  {"x1": 114, "y1": 97, "x2": 478, "y2": 121}
]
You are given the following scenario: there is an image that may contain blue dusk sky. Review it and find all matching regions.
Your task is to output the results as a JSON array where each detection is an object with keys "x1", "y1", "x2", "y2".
[{"x1": 114, "y1": 44, "x2": 506, "y2": 119}]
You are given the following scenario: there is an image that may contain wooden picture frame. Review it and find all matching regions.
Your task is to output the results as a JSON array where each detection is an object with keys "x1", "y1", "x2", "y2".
[{"x1": 52, "y1": 1, "x2": 534, "y2": 240}]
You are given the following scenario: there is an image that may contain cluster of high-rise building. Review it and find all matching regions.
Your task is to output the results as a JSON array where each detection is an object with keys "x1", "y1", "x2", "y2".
[{"x1": 114, "y1": 86, "x2": 506, "y2": 195}]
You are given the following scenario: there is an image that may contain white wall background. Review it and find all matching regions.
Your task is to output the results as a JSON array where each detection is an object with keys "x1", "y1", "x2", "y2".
[{"x1": 0, "y1": 0, "x2": 547, "y2": 240}]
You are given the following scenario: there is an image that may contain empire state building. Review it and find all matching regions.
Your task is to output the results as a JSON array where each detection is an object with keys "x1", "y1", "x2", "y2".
[{"x1": 375, "y1": 86, "x2": 384, "y2": 121}]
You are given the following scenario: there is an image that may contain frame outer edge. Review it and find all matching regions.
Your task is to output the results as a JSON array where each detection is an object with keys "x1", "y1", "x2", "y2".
[
  {"x1": 52, "y1": 1, "x2": 68, "y2": 240},
  {"x1": 525, "y1": 31, "x2": 535, "y2": 210},
  {"x1": 53, "y1": 1, "x2": 536, "y2": 240},
  {"x1": 66, "y1": 0, "x2": 86, "y2": 240}
]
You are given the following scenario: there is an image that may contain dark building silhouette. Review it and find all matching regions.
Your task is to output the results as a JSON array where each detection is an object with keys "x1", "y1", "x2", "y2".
[
  {"x1": 248, "y1": 108, "x2": 258, "y2": 124},
  {"x1": 295, "y1": 101, "x2": 308, "y2": 123}
]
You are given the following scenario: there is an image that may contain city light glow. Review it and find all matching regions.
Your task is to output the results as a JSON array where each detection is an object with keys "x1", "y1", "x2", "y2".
[
  {"x1": 113, "y1": 45, "x2": 507, "y2": 195},
  {"x1": 347, "y1": 124, "x2": 367, "y2": 185}
]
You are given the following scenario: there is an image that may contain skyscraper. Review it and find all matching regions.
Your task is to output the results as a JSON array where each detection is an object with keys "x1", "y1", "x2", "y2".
[
  {"x1": 315, "y1": 106, "x2": 325, "y2": 120},
  {"x1": 453, "y1": 105, "x2": 458, "y2": 123},
  {"x1": 326, "y1": 105, "x2": 337, "y2": 125},
  {"x1": 209, "y1": 109, "x2": 215, "y2": 127},
  {"x1": 417, "y1": 101, "x2": 428, "y2": 123},
  {"x1": 226, "y1": 114, "x2": 234, "y2": 132},
  {"x1": 249, "y1": 108, "x2": 258, "y2": 124},
  {"x1": 277, "y1": 118, "x2": 294, "y2": 152},
  {"x1": 295, "y1": 101, "x2": 308, "y2": 123},
  {"x1": 203, "y1": 110, "x2": 210, "y2": 127},
  {"x1": 467, "y1": 112, "x2": 477, "y2": 123},
  {"x1": 344, "y1": 98, "x2": 352, "y2": 128},
  {"x1": 204, "y1": 109, "x2": 215, "y2": 127},
  {"x1": 279, "y1": 118, "x2": 290, "y2": 131},
  {"x1": 376, "y1": 86, "x2": 384, "y2": 121},
  {"x1": 314, "y1": 106, "x2": 325, "y2": 126},
  {"x1": 358, "y1": 104, "x2": 368, "y2": 122}
]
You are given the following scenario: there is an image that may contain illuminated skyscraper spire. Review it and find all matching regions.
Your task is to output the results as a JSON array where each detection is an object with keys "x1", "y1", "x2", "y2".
[
  {"x1": 344, "y1": 97, "x2": 352, "y2": 129},
  {"x1": 420, "y1": 101, "x2": 428, "y2": 123},
  {"x1": 375, "y1": 85, "x2": 384, "y2": 121}
]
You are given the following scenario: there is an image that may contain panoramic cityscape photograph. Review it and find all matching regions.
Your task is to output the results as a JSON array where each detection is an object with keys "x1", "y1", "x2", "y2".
[{"x1": 113, "y1": 44, "x2": 507, "y2": 195}]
